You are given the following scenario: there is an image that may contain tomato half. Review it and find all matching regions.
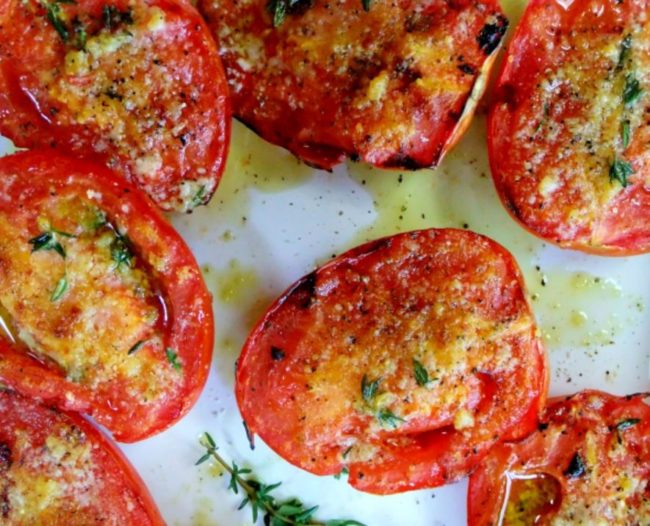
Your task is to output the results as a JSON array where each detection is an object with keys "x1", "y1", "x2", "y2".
[
  {"x1": 236, "y1": 229, "x2": 547, "y2": 494},
  {"x1": 0, "y1": 0, "x2": 230, "y2": 212},
  {"x1": 198, "y1": 0, "x2": 508, "y2": 170},
  {"x1": 488, "y1": 0, "x2": 650, "y2": 255},
  {"x1": 0, "y1": 150, "x2": 213, "y2": 442},
  {"x1": 0, "y1": 387, "x2": 165, "y2": 525},
  {"x1": 468, "y1": 390, "x2": 650, "y2": 525}
]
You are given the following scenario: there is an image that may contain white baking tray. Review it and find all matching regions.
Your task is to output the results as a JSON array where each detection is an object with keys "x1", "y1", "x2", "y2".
[{"x1": 1, "y1": 0, "x2": 649, "y2": 521}]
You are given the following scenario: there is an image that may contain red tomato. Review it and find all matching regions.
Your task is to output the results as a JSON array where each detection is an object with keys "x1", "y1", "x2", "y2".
[
  {"x1": 236, "y1": 229, "x2": 547, "y2": 494},
  {"x1": 198, "y1": 0, "x2": 508, "y2": 170},
  {"x1": 468, "y1": 390, "x2": 650, "y2": 525},
  {"x1": 0, "y1": 0, "x2": 230, "y2": 212},
  {"x1": 488, "y1": 0, "x2": 650, "y2": 255},
  {"x1": 0, "y1": 150, "x2": 213, "y2": 442},
  {"x1": 0, "y1": 387, "x2": 165, "y2": 525}
]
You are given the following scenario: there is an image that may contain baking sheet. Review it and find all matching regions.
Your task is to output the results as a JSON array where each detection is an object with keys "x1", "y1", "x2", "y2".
[{"x1": 2, "y1": 0, "x2": 650, "y2": 522}]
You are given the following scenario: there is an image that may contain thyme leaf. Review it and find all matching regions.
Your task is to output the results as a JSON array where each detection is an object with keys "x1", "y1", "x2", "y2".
[
  {"x1": 196, "y1": 433, "x2": 366, "y2": 526},
  {"x1": 360, "y1": 374, "x2": 380, "y2": 403},
  {"x1": 267, "y1": 0, "x2": 287, "y2": 27},
  {"x1": 165, "y1": 348, "x2": 182, "y2": 370},
  {"x1": 190, "y1": 185, "x2": 207, "y2": 209},
  {"x1": 623, "y1": 74, "x2": 642, "y2": 107},
  {"x1": 73, "y1": 18, "x2": 87, "y2": 50},
  {"x1": 43, "y1": 0, "x2": 87, "y2": 49},
  {"x1": 50, "y1": 276, "x2": 68, "y2": 302},
  {"x1": 29, "y1": 231, "x2": 68, "y2": 259},
  {"x1": 609, "y1": 156, "x2": 634, "y2": 187},
  {"x1": 376, "y1": 408, "x2": 405, "y2": 429},
  {"x1": 621, "y1": 120, "x2": 631, "y2": 149},
  {"x1": 127, "y1": 339, "x2": 146, "y2": 355},
  {"x1": 616, "y1": 418, "x2": 640, "y2": 431},
  {"x1": 110, "y1": 233, "x2": 133, "y2": 270},
  {"x1": 103, "y1": 5, "x2": 134, "y2": 30},
  {"x1": 617, "y1": 34, "x2": 632, "y2": 70},
  {"x1": 413, "y1": 359, "x2": 429, "y2": 386},
  {"x1": 45, "y1": 2, "x2": 69, "y2": 41}
]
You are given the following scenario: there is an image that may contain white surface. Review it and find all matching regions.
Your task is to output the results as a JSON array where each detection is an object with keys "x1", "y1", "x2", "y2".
[
  {"x1": 1, "y1": 2, "x2": 649, "y2": 520},
  {"x1": 1, "y1": 114, "x2": 649, "y2": 525},
  {"x1": 125, "y1": 114, "x2": 648, "y2": 525}
]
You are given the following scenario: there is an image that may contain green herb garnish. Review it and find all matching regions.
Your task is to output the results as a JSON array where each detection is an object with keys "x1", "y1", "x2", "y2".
[
  {"x1": 621, "y1": 120, "x2": 631, "y2": 149},
  {"x1": 44, "y1": 0, "x2": 76, "y2": 40},
  {"x1": 72, "y1": 18, "x2": 87, "y2": 50},
  {"x1": 617, "y1": 34, "x2": 632, "y2": 70},
  {"x1": 29, "y1": 231, "x2": 68, "y2": 259},
  {"x1": 616, "y1": 418, "x2": 640, "y2": 431},
  {"x1": 92, "y1": 209, "x2": 108, "y2": 230},
  {"x1": 361, "y1": 375, "x2": 405, "y2": 428},
  {"x1": 165, "y1": 347, "x2": 182, "y2": 370},
  {"x1": 110, "y1": 233, "x2": 133, "y2": 270},
  {"x1": 333, "y1": 467, "x2": 349, "y2": 480},
  {"x1": 623, "y1": 74, "x2": 642, "y2": 106},
  {"x1": 376, "y1": 409, "x2": 405, "y2": 429},
  {"x1": 102, "y1": 5, "x2": 134, "y2": 30},
  {"x1": 50, "y1": 276, "x2": 68, "y2": 301},
  {"x1": 362, "y1": 0, "x2": 371, "y2": 11},
  {"x1": 190, "y1": 185, "x2": 207, "y2": 209},
  {"x1": 127, "y1": 340, "x2": 146, "y2": 355},
  {"x1": 609, "y1": 156, "x2": 634, "y2": 187},
  {"x1": 43, "y1": 0, "x2": 82, "y2": 46},
  {"x1": 413, "y1": 359, "x2": 429, "y2": 386},
  {"x1": 46, "y1": 2, "x2": 69, "y2": 41},
  {"x1": 268, "y1": 0, "x2": 287, "y2": 27},
  {"x1": 361, "y1": 374, "x2": 380, "y2": 403},
  {"x1": 196, "y1": 433, "x2": 366, "y2": 526}
]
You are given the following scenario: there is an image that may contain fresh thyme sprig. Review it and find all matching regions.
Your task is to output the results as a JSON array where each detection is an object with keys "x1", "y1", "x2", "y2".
[{"x1": 196, "y1": 432, "x2": 366, "y2": 526}]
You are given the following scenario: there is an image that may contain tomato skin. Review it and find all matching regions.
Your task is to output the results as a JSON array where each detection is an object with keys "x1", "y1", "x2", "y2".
[
  {"x1": 198, "y1": 0, "x2": 507, "y2": 170},
  {"x1": 0, "y1": 150, "x2": 214, "y2": 442},
  {"x1": 0, "y1": 0, "x2": 231, "y2": 212},
  {"x1": 0, "y1": 388, "x2": 165, "y2": 525},
  {"x1": 468, "y1": 390, "x2": 650, "y2": 525},
  {"x1": 236, "y1": 229, "x2": 547, "y2": 494},
  {"x1": 488, "y1": 0, "x2": 650, "y2": 255}
]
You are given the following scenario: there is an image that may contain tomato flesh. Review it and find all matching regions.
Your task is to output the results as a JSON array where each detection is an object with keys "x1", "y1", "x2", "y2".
[
  {"x1": 0, "y1": 151, "x2": 214, "y2": 442},
  {"x1": 488, "y1": 0, "x2": 650, "y2": 254},
  {"x1": 199, "y1": 0, "x2": 507, "y2": 170},
  {"x1": 468, "y1": 390, "x2": 650, "y2": 525},
  {"x1": 0, "y1": 388, "x2": 165, "y2": 525},
  {"x1": 237, "y1": 229, "x2": 547, "y2": 494},
  {"x1": 0, "y1": 0, "x2": 231, "y2": 212}
]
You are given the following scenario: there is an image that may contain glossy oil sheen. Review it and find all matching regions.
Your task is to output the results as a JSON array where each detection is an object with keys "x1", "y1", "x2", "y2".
[
  {"x1": 499, "y1": 473, "x2": 562, "y2": 525},
  {"x1": 2, "y1": 0, "x2": 650, "y2": 519}
]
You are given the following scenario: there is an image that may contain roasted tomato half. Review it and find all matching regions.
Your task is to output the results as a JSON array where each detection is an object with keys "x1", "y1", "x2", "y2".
[
  {"x1": 0, "y1": 388, "x2": 165, "y2": 525},
  {"x1": 489, "y1": 0, "x2": 650, "y2": 254},
  {"x1": 468, "y1": 390, "x2": 650, "y2": 525},
  {"x1": 198, "y1": 0, "x2": 508, "y2": 170},
  {"x1": 0, "y1": 0, "x2": 230, "y2": 212},
  {"x1": 236, "y1": 229, "x2": 547, "y2": 494},
  {"x1": 0, "y1": 151, "x2": 213, "y2": 442}
]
